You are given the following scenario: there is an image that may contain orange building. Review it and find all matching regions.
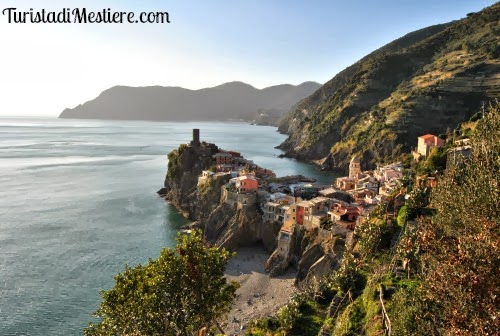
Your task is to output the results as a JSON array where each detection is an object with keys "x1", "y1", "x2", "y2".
[
  {"x1": 235, "y1": 175, "x2": 258, "y2": 193},
  {"x1": 417, "y1": 134, "x2": 445, "y2": 157},
  {"x1": 336, "y1": 177, "x2": 356, "y2": 191},
  {"x1": 295, "y1": 200, "x2": 311, "y2": 225}
]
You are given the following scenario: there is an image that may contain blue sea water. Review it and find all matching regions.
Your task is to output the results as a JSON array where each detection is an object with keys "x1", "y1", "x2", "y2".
[{"x1": 0, "y1": 117, "x2": 335, "y2": 335}]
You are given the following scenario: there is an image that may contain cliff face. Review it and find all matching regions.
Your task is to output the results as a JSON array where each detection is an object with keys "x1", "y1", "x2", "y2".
[
  {"x1": 266, "y1": 225, "x2": 354, "y2": 288},
  {"x1": 203, "y1": 203, "x2": 281, "y2": 252},
  {"x1": 162, "y1": 141, "x2": 344, "y2": 285},
  {"x1": 161, "y1": 141, "x2": 281, "y2": 252},
  {"x1": 162, "y1": 142, "x2": 220, "y2": 219},
  {"x1": 278, "y1": 4, "x2": 499, "y2": 173}
]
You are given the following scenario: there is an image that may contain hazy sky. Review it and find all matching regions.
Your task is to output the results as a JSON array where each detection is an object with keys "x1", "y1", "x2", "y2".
[{"x1": 0, "y1": 0, "x2": 495, "y2": 116}]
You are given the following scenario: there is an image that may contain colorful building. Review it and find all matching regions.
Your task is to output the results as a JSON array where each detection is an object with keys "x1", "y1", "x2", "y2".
[
  {"x1": 233, "y1": 175, "x2": 258, "y2": 193},
  {"x1": 336, "y1": 177, "x2": 356, "y2": 191},
  {"x1": 213, "y1": 152, "x2": 233, "y2": 165},
  {"x1": 328, "y1": 202, "x2": 362, "y2": 223},
  {"x1": 417, "y1": 134, "x2": 445, "y2": 157}
]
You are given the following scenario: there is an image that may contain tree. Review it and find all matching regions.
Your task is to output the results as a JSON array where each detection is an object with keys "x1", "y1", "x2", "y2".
[
  {"x1": 415, "y1": 103, "x2": 500, "y2": 335},
  {"x1": 397, "y1": 205, "x2": 408, "y2": 227},
  {"x1": 84, "y1": 230, "x2": 239, "y2": 336},
  {"x1": 425, "y1": 146, "x2": 447, "y2": 172}
]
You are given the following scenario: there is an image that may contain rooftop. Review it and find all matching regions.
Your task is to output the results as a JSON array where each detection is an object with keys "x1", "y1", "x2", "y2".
[
  {"x1": 296, "y1": 200, "x2": 313, "y2": 207},
  {"x1": 419, "y1": 134, "x2": 436, "y2": 140},
  {"x1": 310, "y1": 196, "x2": 330, "y2": 204},
  {"x1": 319, "y1": 187, "x2": 338, "y2": 195}
]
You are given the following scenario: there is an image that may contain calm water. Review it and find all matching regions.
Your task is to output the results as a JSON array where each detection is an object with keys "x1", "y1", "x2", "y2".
[{"x1": 0, "y1": 117, "x2": 335, "y2": 335}]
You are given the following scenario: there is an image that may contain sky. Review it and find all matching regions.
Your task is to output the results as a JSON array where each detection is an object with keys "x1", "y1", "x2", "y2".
[{"x1": 0, "y1": 0, "x2": 496, "y2": 116}]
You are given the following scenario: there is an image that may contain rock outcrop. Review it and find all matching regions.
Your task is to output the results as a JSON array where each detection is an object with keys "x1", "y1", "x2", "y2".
[
  {"x1": 161, "y1": 140, "x2": 281, "y2": 252},
  {"x1": 265, "y1": 224, "x2": 353, "y2": 288},
  {"x1": 162, "y1": 141, "x2": 219, "y2": 219},
  {"x1": 161, "y1": 138, "x2": 352, "y2": 285},
  {"x1": 204, "y1": 203, "x2": 281, "y2": 252}
]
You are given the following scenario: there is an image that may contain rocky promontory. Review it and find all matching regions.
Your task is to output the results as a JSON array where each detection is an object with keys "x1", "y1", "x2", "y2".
[
  {"x1": 160, "y1": 132, "x2": 279, "y2": 252},
  {"x1": 159, "y1": 130, "x2": 351, "y2": 289}
]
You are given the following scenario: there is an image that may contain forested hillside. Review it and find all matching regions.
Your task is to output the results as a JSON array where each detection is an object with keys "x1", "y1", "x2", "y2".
[{"x1": 278, "y1": 3, "x2": 499, "y2": 173}]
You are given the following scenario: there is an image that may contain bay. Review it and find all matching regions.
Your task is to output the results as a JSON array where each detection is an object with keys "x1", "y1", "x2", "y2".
[{"x1": 0, "y1": 117, "x2": 335, "y2": 335}]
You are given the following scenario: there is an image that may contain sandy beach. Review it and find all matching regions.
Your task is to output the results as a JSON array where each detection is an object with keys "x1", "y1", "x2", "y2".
[{"x1": 222, "y1": 247, "x2": 297, "y2": 335}]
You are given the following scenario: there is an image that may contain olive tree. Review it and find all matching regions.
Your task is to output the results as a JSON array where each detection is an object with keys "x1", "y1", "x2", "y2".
[
  {"x1": 415, "y1": 103, "x2": 500, "y2": 335},
  {"x1": 85, "y1": 230, "x2": 239, "y2": 336}
]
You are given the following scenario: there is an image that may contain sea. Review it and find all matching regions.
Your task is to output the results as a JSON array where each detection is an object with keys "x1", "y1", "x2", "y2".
[{"x1": 0, "y1": 117, "x2": 335, "y2": 335}]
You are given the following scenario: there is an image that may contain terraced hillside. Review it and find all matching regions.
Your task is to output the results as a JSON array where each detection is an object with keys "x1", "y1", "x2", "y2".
[{"x1": 278, "y1": 3, "x2": 499, "y2": 172}]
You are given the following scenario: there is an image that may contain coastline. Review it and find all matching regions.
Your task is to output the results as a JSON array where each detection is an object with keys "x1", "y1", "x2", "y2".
[{"x1": 223, "y1": 247, "x2": 297, "y2": 335}]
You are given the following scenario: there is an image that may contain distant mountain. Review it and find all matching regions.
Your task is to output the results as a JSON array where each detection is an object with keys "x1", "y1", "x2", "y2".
[
  {"x1": 278, "y1": 3, "x2": 499, "y2": 172},
  {"x1": 59, "y1": 81, "x2": 321, "y2": 122}
]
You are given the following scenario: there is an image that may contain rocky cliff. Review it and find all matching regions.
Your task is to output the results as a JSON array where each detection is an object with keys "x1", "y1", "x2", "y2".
[
  {"x1": 161, "y1": 141, "x2": 281, "y2": 252},
  {"x1": 160, "y1": 141, "x2": 220, "y2": 219},
  {"x1": 266, "y1": 225, "x2": 354, "y2": 288},
  {"x1": 278, "y1": 3, "x2": 499, "y2": 173},
  {"x1": 161, "y1": 140, "x2": 346, "y2": 286},
  {"x1": 203, "y1": 203, "x2": 281, "y2": 252}
]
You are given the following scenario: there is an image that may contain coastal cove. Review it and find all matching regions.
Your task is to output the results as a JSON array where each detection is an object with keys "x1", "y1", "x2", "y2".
[{"x1": 0, "y1": 117, "x2": 335, "y2": 335}]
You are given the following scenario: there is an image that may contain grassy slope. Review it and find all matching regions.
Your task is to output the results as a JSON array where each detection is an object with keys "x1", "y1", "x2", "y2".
[{"x1": 278, "y1": 3, "x2": 499, "y2": 173}]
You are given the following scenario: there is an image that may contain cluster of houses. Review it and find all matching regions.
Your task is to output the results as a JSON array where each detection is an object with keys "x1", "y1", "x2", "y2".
[
  {"x1": 335, "y1": 156, "x2": 404, "y2": 199},
  {"x1": 189, "y1": 128, "x2": 473, "y2": 260},
  {"x1": 197, "y1": 143, "x2": 406, "y2": 256},
  {"x1": 265, "y1": 156, "x2": 408, "y2": 255}
]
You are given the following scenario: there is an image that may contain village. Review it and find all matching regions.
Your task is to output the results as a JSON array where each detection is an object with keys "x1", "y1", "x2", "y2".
[{"x1": 193, "y1": 128, "x2": 469, "y2": 261}]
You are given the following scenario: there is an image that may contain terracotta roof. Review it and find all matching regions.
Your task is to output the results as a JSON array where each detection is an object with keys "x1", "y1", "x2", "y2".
[
  {"x1": 418, "y1": 134, "x2": 436, "y2": 140},
  {"x1": 280, "y1": 227, "x2": 292, "y2": 233}
]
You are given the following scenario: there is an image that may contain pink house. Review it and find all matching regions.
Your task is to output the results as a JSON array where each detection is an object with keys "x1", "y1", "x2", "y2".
[
  {"x1": 235, "y1": 175, "x2": 258, "y2": 193},
  {"x1": 417, "y1": 134, "x2": 445, "y2": 157}
]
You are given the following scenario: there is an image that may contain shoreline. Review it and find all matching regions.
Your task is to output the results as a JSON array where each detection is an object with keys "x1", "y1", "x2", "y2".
[{"x1": 223, "y1": 247, "x2": 297, "y2": 335}]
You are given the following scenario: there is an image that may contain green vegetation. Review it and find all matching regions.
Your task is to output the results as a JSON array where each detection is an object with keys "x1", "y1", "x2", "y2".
[
  {"x1": 167, "y1": 143, "x2": 188, "y2": 177},
  {"x1": 198, "y1": 176, "x2": 214, "y2": 196},
  {"x1": 251, "y1": 104, "x2": 499, "y2": 335},
  {"x1": 247, "y1": 292, "x2": 329, "y2": 336},
  {"x1": 84, "y1": 230, "x2": 238, "y2": 336},
  {"x1": 279, "y1": 3, "x2": 499, "y2": 172},
  {"x1": 425, "y1": 146, "x2": 447, "y2": 172},
  {"x1": 409, "y1": 103, "x2": 499, "y2": 335}
]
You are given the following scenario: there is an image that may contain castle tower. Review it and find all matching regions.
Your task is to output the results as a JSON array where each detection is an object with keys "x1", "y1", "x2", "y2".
[
  {"x1": 349, "y1": 155, "x2": 361, "y2": 179},
  {"x1": 192, "y1": 128, "x2": 200, "y2": 147}
]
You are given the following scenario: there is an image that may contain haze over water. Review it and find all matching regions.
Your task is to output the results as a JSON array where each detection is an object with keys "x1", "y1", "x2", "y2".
[{"x1": 0, "y1": 117, "x2": 335, "y2": 335}]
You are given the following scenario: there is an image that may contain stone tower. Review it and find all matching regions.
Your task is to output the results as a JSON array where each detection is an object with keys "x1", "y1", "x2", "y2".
[
  {"x1": 192, "y1": 128, "x2": 200, "y2": 147},
  {"x1": 349, "y1": 155, "x2": 361, "y2": 179}
]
